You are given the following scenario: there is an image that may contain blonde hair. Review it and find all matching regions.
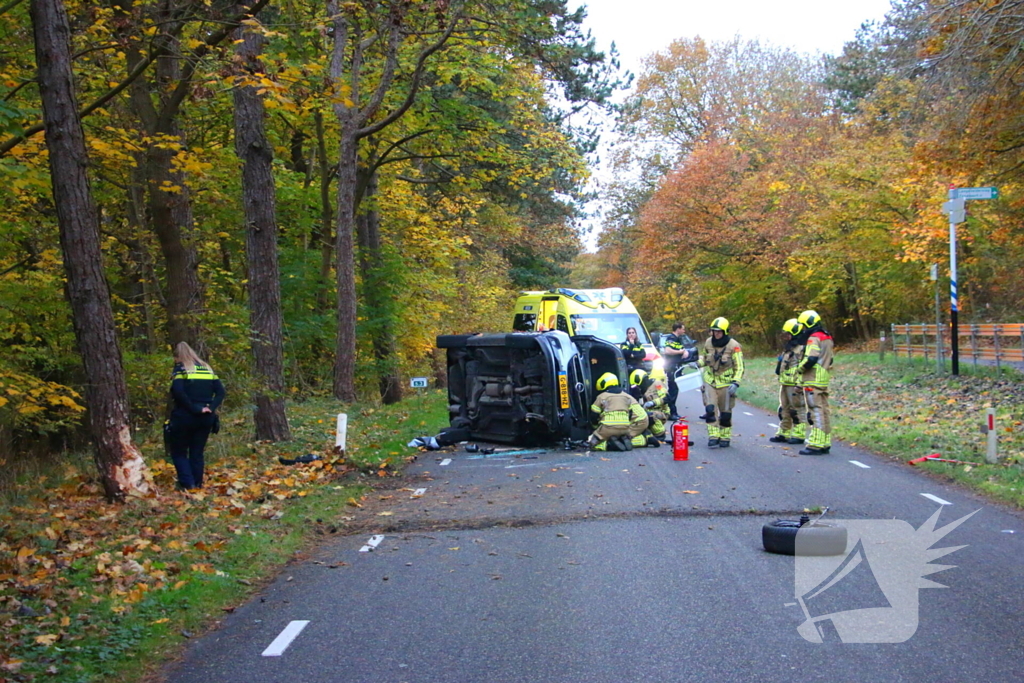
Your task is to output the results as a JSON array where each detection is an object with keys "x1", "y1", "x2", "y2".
[{"x1": 173, "y1": 342, "x2": 210, "y2": 374}]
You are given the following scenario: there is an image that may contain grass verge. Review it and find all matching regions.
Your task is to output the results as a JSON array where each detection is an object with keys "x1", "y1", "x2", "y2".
[
  {"x1": 0, "y1": 391, "x2": 449, "y2": 682},
  {"x1": 737, "y1": 352, "x2": 1024, "y2": 508}
]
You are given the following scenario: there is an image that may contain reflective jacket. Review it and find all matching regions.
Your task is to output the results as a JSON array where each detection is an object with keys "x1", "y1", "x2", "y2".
[
  {"x1": 170, "y1": 363, "x2": 226, "y2": 416},
  {"x1": 699, "y1": 337, "x2": 744, "y2": 388},
  {"x1": 591, "y1": 389, "x2": 644, "y2": 427},
  {"x1": 798, "y1": 331, "x2": 834, "y2": 388},
  {"x1": 777, "y1": 343, "x2": 804, "y2": 386}
]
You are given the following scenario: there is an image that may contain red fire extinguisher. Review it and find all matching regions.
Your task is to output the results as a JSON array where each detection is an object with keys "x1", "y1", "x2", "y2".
[{"x1": 672, "y1": 420, "x2": 689, "y2": 461}]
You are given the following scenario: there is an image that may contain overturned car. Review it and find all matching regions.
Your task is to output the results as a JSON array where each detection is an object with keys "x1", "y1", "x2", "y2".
[{"x1": 436, "y1": 331, "x2": 628, "y2": 445}]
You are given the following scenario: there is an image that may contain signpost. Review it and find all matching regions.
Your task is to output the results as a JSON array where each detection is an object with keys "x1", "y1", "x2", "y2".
[
  {"x1": 942, "y1": 187, "x2": 999, "y2": 375},
  {"x1": 410, "y1": 377, "x2": 428, "y2": 389}
]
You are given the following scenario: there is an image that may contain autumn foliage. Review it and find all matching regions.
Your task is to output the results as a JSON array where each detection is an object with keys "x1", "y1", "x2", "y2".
[{"x1": 595, "y1": 4, "x2": 1024, "y2": 347}]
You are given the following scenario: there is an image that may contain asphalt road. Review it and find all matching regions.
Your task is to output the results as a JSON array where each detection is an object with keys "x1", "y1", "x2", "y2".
[{"x1": 162, "y1": 383, "x2": 1024, "y2": 683}]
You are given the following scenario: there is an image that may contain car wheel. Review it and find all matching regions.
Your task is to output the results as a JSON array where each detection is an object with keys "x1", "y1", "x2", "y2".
[
  {"x1": 436, "y1": 335, "x2": 469, "y2": 348},
  {"x1": 762, "y1": 519, "x2": 847, "y2": 556}
]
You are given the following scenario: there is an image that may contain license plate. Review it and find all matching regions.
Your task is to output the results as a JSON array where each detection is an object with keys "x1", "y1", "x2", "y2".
[{"x1": 558, "y1": 372, "x2": 569, "y2": 409}]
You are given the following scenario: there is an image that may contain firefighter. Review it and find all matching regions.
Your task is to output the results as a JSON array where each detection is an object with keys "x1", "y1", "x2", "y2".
[
  {"x1": 769, "y1": 319, "x2": 808, "y2": 445},
  {"x1": 697, "y1": 317, "x2": 744, "y2": 448},
  {"x1": 588, "y1": 372, "x2": 649, "y2": 451},
  {"x1": 795, "y1": 310, "x2": 835, "y2": 455},
  {"x1": 620, "y1": 326, "x2": 646, "y2": 371},
  {"x1": 630, "y1": 368, "x2": 668, "y2": 446},
  {"x1": 662, "y1": 322, "x2": 695, "y2": 421}
]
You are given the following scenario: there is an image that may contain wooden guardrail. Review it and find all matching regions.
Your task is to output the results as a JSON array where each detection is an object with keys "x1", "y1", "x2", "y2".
[{"x1": 891, "y1": 323, "x2": 1024, "y2": 369}]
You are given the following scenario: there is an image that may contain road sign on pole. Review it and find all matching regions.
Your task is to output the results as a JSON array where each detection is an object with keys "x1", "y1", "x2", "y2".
[
  {"x1": 944, "y1": 187, "x2": 998, "y2": 375},
  {"x1": 949, "y1": 187, "x2": 998, "y2": 200}
]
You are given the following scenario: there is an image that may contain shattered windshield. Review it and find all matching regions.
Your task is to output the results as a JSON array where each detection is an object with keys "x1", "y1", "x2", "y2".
[{"x1": 570, "y1": 313, "x2": 650, "y2": 345}]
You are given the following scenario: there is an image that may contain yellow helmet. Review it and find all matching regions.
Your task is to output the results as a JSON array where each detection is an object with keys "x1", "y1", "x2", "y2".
[
  {"x1": 649, "y1": 366, "x2": 667, "y2": 382},
  {"x1": 798, "y1": 310, "x2": 820, "y2": 327},
  {"x1": 710, "y1": 317, "x2": 729, "y2": 333},
  {"x1": 782, "y1": 318, "x2": 802, "y2": 336},
  {"x1": 596, "y1": 372, "x2": 619, "y2": 391},
  {"x1": 629, "y1": 369, "x2": 648, "y2": 387}
]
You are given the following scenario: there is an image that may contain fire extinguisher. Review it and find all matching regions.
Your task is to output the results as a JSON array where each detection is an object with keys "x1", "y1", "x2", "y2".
[{"x1": 673, "y1": 420, "x2": 689, "y2": 461}]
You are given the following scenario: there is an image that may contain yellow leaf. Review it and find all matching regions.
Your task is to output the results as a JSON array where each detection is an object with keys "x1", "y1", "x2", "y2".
[
  {"x1": 35, "y1": 634, "x2": 60, "y2": 646},
  {"x1": 683, "y1": 490, "x2": 700, "y2": 494}
]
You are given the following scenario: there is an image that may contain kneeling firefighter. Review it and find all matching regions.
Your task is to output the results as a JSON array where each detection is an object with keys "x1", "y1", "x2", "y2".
[
  {"x1": 795, "y1": 310, "x2": 835, "y2": 455},
  {"x1": 770, "y1": 319, "x2": 807, "y2": 445},
  {"x1": 588, "y1": 372, "x2": 649, "y2": 451},
  {"x1": 698, "y1": 317, "x2": 744, "y2": 448},
  {"x1": 630, "y1": 368, "x2": 668, "y2": 446}
]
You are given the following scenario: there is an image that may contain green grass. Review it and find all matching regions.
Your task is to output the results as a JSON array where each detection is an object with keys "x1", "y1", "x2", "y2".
[
  {"x1": 738, "y1": 352, "x2": 1024, "y2": 508},
  {"x1": 0, "y1": 390, "x2": 451, "y2": 682}
]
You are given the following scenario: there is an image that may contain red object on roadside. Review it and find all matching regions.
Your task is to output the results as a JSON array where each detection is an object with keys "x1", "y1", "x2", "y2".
[
  {"x1": 673, "y1": 421, "x2": 689, "y2": 461},
  {"x1": 909, "y1": 453, "x2": 982, "y2": 466}
]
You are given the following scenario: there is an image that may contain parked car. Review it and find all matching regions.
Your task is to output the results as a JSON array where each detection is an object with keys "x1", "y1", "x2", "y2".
[{"x1": 436, "y1": 331, "x2": 627, "y2": 445}]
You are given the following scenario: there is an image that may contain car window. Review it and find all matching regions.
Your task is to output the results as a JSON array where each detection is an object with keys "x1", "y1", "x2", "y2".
[{"x1": 570, "y1": 314, "x2": 650, "y2": 345}]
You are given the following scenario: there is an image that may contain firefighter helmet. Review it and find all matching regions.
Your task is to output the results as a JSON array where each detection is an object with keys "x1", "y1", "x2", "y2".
[
  {"x1": 710, "y1": 317, "x2": 730, "y2": 333},
  {"x1": 630, "y1": 369, "x2": 648, "y2": 387},
  {"x1": 596, "y1": 372, "x2": 619, "y2": 391},
  {"x1": 798, "y1": 310, "x2": 821, "y2": 328},
  {"x1": 782, "y1": 318, "x2": 803, "y2": 336}
]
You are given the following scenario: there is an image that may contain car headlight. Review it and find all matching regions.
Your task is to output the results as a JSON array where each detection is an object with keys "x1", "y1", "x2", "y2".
[{"x1": 652, "y1": 357, "x2": 665, "y2": 372}]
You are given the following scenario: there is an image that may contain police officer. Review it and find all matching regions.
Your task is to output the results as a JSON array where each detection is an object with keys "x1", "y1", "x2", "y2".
[
  {"x1": 698, "y1": 317, "x2": 744, "y2": 448},
  {"x1": 795, "y1": 310, "x2": 834, "y2": 455},
  {"x1": 770, "y1": 319, "x2": 808, "y2": 445},
  {"x1": 662, "y1": 322, "x2": 695, "y2": 421},
  {"x1": 620, "y1": 326, "x2": 646, "y2": 371},
  {"x1": 588, "y1": 372, "x2": 649, "y2": 451},
  {"x1": 167, "y1": 342, "x2": 226, "y2": 489}
]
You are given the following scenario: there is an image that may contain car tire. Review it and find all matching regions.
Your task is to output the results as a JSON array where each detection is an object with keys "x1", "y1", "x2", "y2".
[
  {"x1": 762, "y1": 519, "x2": 847, "y2": 556},
  {"x1": 436, "y1": 335, "x2": 469, "y2": 348},
  {"x1": 504, "y1": 333, "x2": 540, "y2": 349}
]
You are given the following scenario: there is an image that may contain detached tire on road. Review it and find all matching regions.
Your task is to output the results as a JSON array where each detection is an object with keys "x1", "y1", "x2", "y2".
[{"x1": 762, "y1": 519, "x2": 847, "y2": 556}]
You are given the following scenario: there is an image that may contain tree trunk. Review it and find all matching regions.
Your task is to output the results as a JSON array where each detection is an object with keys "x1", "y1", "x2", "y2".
[
  {"x1": 313, "y1": 110, "x2": 334, "y2": 314},
  {"x1": 356, "y1": 168, "x2": 402, "y2": 404},
  {"x1": 31, "y1": 0, "x2": 150, "y2": 501},
  {"x1": 332, "y1": 128, "x2": 358, "y2": 402},
  {"x1": 233, "y1": 14, "x2": 290, "y2": 442}
]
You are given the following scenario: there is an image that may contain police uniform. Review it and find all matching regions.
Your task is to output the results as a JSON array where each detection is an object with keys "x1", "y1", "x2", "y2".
[
  {"x1": 620, "y1": 339, "x2": 646, "y2": 370},
  {"x1": 168, "y1": 362, "x2": 226, "y2": 488},
  {"x1": 698, "y1": 318, "x2": 744, "y2": 448}
]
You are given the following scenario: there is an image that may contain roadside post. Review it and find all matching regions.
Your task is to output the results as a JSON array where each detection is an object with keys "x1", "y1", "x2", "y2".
[
  {"x1": 931, "y1": 263, "x2": 942, "y2": 373},
  {"x1": 981, "y1": 408, "x2": 998, "y2": 464},
  {"x1": 942, "y1": 186, "x2": 998, "y2": 375},
  {"x1": 336, "y1": 413, "x2": 348, "y2": 456}
]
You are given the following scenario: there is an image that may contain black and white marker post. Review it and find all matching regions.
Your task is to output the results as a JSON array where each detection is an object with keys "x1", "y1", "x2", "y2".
[{"x1": 941, "y1": 186, "x2": 998, "y2": 376}]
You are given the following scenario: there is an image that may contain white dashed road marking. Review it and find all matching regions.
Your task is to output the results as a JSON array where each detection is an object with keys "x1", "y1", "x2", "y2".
[
  {"x1": 359, "y1": 535, "x2": 385, "y2": 552},
  {"x1": 743, "y1": 412, "x2": 753, "y2": 416},
  {"x1": 767, "y1": 423, "x2": 779, "y2": 429},
  {"x1": 921, "y1": 493, "x2": 952, "y2": 506},
  {"x1": 262, "y1": 620, "x2": 309, "y2": 657},
  {"x1": 849, "y1": 460, "x2": 871, "y2": 469},
  {"x1": 439, "y1": 458, "x2": 452, "y2": 466}
]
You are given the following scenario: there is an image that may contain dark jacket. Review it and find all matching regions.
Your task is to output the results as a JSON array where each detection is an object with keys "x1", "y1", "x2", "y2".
[
  {"x1": 170, "y1": 363, "x2": 226, "y2": 418},
  {"x1": 620, "y1": 339, "x2": 646, "y2": 368}
]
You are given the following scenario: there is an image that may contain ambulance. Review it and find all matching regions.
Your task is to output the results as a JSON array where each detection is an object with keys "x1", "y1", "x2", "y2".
[{"x1": 512, "y1": 287, "x2": 663, "y2": 372}]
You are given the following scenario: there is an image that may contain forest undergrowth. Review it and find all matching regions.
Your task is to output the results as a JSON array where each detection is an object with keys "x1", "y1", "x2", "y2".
[{"x1": 0, "y1": 392, "x2": 449, "y2": 683}]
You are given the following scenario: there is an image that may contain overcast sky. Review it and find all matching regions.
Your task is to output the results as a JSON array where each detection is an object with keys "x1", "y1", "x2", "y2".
[
  {"x1": 573, "y1": 0, "x2": 896, "y2": 248},
  {"x1": 577, "y1": 0, "x2": 895, "y2": 77}
]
